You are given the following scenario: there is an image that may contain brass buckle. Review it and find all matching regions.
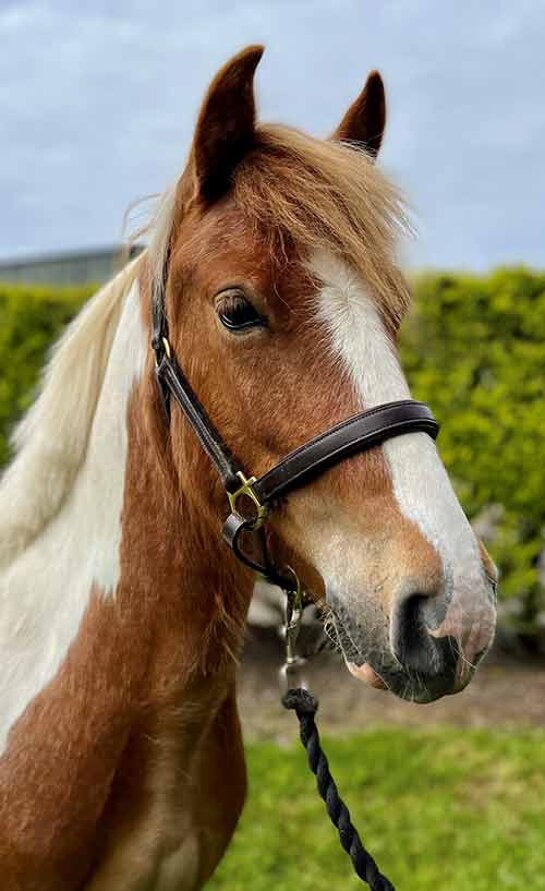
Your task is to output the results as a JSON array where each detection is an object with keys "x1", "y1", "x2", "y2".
[
  {"x1": 227, "y1": 471, "x2": 268, "y2": 530},
  {"x1": 153, "y1": 336, "x2": 172, "y2": 367}
]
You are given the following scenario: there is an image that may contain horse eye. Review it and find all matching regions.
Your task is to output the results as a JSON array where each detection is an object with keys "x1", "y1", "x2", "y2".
[{"x1": 216, "y1": 290, "x2": 266, "y2": 332}]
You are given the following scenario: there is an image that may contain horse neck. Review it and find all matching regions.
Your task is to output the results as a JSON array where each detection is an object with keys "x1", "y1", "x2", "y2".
[
  {"x1": 0, "y1": 274, "x2": 148, "y2": 744},
  {"x1": 117, "y1": 366, "x2": 255, "y2": 697},
  {"x1": 0, "y1": 261, "x2": 254, "y2": 752}
]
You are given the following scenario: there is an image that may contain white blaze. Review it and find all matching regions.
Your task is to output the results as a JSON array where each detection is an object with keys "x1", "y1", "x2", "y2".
[{"x1": 311, "y1": 250, "x2": 493, "y2": 646}]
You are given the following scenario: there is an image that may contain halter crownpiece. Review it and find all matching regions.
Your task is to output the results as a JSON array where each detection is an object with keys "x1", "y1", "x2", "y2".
[{"x1": 152, "y1": 264, "x2": 439, "y2": 588}]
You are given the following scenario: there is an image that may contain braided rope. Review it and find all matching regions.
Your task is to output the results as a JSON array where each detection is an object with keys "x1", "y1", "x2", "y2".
[{"x1": 283, "y1": 687, "x2": 396, "y2": 891}]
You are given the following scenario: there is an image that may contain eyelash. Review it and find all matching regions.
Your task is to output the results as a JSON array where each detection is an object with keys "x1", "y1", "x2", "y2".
[{"x1": 216, "y1": 290, "x2": 267, "y2": 332}]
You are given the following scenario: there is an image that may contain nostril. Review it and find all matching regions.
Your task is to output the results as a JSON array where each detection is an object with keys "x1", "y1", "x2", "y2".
[{"x1": 390, "y1": 593, "x2": 449, "y2": 676}]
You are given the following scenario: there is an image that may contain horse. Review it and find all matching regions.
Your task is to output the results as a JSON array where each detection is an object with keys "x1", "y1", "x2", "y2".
[{"x1": 0, "y1": 45, "x2": 497, "y2": 891}]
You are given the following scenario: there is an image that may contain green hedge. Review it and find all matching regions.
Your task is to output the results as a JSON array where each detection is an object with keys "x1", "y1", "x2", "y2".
[
  {"x1": 0, "y1": 284, "x2": 93, "y2": 466},
  {"x1": 401, "y1": 268, "x2": 545, "y2": 640},
  {"x1": 0, "y1": 271, "x2": 543, "y2": 639}
]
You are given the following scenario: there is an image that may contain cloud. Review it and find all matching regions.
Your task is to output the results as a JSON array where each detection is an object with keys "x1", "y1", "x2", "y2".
[{"x1": 1, "y1": 0, "x2": 543, "y2": 269}]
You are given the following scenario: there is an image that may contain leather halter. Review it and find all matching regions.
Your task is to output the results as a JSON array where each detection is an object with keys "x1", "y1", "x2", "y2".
[{"x1": 152, "y1": 264, "x2": 439, "y2": 590}]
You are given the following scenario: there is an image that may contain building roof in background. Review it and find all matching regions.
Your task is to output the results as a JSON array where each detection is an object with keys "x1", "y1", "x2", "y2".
[{"x1": 0, "y1": 245, "x2": 143, "y2": 286}]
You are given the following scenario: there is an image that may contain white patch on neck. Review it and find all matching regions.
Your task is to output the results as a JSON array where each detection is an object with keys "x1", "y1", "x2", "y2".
[
  {"x1": 312, "y1": 250, "x2": 489, "y2": 621},
  {"x1": 0, "y1": 280, "x2": 147, "y2": 751}
]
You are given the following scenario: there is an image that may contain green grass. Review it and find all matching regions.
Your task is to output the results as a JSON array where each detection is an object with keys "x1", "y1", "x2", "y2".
[{"x1": 208, "y1": 728, "x2": 545, "y2": 890}]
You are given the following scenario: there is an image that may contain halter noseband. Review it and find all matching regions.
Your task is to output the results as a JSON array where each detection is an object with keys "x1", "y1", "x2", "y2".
[{"x1": 151, "y1": 265, "x2": 439, "y2": 590}]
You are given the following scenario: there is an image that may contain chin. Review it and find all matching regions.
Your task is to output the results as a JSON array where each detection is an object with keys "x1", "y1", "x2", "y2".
[{"x1": 347, "y1": 657, "x2": 475, "y2": 704}]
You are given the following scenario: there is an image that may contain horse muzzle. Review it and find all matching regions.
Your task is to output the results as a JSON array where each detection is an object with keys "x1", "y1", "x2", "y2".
[{"x1": 330, "y1": 582, "x2": 495, "y2": 703}]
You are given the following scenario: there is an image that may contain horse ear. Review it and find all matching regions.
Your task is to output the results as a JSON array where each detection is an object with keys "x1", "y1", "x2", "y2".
[
  {"x1": 331, "y1": 70, "x2": 386, "y2": 160},
  {"x1": 190, "y1": 45, "x2": 264, "y2": 204}
]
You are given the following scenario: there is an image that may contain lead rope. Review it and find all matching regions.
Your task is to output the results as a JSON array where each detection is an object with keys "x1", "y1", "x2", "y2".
[{"x1": 280, "y1": 583, "x2": 396, "y2": 891}]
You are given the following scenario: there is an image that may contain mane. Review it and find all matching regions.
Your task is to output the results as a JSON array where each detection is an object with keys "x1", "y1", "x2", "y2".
[
  {"x1": 144, "y1": 125, "x2": 411, "y2": 328},
  {"x1": 0, "y1": 256, "x2": 143, "y2": 566},
  {"x1": 234, "y1": 125, "x2": 412, "y2": 323}
]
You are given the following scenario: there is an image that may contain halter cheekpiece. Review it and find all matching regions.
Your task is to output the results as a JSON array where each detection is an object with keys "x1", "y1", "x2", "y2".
[{"x1": 151, "y1": 256, "x2": 439, "y2": 590}]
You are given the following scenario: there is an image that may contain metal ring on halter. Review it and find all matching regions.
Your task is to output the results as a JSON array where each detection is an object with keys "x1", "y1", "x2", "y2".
[{"x1": 226, "y1": 471, "x2": 268, "y2": 530}]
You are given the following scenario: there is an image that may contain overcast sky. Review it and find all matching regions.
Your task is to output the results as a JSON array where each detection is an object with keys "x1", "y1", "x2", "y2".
[{"x1": 0, "y1": 0, "x2": 543, "y2": 269}]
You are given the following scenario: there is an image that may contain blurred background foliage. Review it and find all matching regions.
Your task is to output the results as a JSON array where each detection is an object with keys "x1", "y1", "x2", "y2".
[
  {"x1": 0, "y1": 268, "x2": 543, "y2": 643},
  {"x1": 402, "y1": 268, "x2": 545, "y2": 646},
  {"x1": 0, "y1": 283, "x2": 93, "y2": 468}
]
